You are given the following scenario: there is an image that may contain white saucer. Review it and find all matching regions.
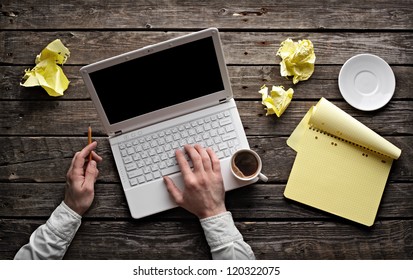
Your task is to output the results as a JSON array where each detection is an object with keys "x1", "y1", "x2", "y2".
[{"x1": 338, "y1": 54, "x2": 395, "y2": 111}]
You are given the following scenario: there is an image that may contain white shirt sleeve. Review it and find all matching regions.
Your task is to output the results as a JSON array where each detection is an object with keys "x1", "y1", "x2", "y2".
[
  {"x1": 200, "y1": 211, "x2": 255, "y2": 260},
  {"x1": 14, "y1": 201, "x2": 82, "y2": 260}
]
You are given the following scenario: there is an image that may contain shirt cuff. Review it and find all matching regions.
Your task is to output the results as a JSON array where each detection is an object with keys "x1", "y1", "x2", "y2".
[
  {"x1": 46, "y1": 201, "x2": 82, "y2": 242},
  {"x1": 200, "y1": 211, "x2": 243, "y2": 252}
]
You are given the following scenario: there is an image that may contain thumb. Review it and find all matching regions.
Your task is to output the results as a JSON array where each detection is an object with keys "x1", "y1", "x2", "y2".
[{"x1": 163, "y1": 176, "x2": 183, "y2": 204}]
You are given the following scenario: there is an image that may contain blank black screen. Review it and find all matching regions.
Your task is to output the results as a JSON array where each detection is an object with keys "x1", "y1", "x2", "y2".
[{"x1": 89, "y1": 37, "x2": 224, "y2": 125}]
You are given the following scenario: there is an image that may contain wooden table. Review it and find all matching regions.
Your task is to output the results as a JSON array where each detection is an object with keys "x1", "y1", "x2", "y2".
[{"x1": 1, "y1": 0, "x2": 412, "y2": 259}]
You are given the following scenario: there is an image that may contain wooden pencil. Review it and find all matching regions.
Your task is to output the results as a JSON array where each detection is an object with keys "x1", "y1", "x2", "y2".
[{"x1": 88, "y1": 125, "x2": 92, "y2": 161}]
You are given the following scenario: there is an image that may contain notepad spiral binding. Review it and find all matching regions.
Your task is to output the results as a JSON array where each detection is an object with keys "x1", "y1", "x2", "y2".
[{"x1": 308, "y1": 125, "x2": 389, "y2": 162}]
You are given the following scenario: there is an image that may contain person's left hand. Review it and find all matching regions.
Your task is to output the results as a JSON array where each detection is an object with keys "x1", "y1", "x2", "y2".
[{"x1": 64, "y1": 141, "x2": 103, "y2": 216}]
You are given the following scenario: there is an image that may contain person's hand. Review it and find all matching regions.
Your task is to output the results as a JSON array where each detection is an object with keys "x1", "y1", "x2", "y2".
[
  {"x1": 163, "y1": 144, "x2": 227, "y2": 219},
  {"x1": 64, "y1": 141, "x2": 103, "y2": 216}
]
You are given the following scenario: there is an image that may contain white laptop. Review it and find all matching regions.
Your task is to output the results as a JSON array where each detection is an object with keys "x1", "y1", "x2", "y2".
[{"x1": 80, "y1": 27, "x2": 256, "y2": 219}]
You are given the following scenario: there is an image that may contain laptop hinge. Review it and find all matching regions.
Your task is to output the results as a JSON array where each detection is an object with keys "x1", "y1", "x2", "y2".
[
  {"x1": 114, "y1": 130, "x2": 122, "y2": 136},
  {"x1": 219, "y1": 98, "x2": 227, "y2": 104}
]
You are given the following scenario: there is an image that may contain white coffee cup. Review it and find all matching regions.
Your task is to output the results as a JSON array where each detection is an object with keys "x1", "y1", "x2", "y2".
[{"x1": 230, "y1": 149, "x2": 268, "y2": 182}]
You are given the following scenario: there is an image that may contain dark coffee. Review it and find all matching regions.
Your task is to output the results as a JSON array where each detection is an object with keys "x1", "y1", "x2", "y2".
[{"x1": 232, "y1": 152, "x2": 259, "y2": 178}]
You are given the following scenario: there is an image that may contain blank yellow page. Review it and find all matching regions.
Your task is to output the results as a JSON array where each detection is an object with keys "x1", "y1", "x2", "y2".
[{"x1": 284, "y1": 126, "x2": 392, "y2": 226}]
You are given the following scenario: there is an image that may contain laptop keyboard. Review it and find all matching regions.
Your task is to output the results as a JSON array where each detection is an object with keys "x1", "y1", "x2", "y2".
[{"x1": 118, "y1": 109, "x2": 241, "y2": 187}]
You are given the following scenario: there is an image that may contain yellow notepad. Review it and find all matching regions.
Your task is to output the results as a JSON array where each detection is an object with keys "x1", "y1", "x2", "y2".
[{"x1": 284, "y1": 98, "x2": 401, "y2": 226}]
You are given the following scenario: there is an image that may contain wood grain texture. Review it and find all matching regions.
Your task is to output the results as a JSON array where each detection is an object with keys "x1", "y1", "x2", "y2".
[
  {"x1": 2, "y1": 65, "x2": 413, "y2": 100},
  {"x1": 1, "y1": 0, "x2": 412, "y2": 30},
  {"x1": 1, "y1": 219, "x2": 412, "y2": 260},
  {"x1": 0, "y1": 136, "x2": 411, "y2": 183},
  {"x1": 1, "y1": 31, "x2": 413, "y2": 65},
  {"x1": 1, "y1": 182, "x2": 412, "y2": 219},
  {"x1": 0, "y1": 101, "x2": 411, "y2": 136},
  {"x1": 0, "y1": 0, "x2": 412, "y2": 260}
]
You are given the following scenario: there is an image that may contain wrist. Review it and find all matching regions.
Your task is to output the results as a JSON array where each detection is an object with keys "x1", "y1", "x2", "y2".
[
  {"x1": 198, "y1": 206, "x2": 227, "y2": 219},
  {"x1": 61, "y1": 201, "x2": 82, "y2": 220},
  {"x1": 63, "y1": 198, "x2": 85, "y2": 216}
]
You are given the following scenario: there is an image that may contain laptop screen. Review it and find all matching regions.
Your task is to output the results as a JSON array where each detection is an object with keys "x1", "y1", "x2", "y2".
[{"x1": 89, "y1": 37, "x2": 225, "y2": 125}]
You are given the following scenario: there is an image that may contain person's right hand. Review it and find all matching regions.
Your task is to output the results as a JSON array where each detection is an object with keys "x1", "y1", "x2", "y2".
[{"x1": 163, "y1": 144, "x2": 227, "y2": 219}]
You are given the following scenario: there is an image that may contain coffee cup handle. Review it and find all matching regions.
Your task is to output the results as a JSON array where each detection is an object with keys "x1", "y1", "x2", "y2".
[{"x1": 258, "y1": 173, "x2": 268, "y2": 182}]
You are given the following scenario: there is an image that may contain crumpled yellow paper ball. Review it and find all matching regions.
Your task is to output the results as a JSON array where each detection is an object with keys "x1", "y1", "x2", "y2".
[
  {"x1": 20, "y1": 39, "x2": 70, "y2": 97},
  {"x1": 259, "y1": 84, "x2": 294, "y2": 117},
  {"x1": 276, "y1": 38, "x2": 315, "y2": 84}
]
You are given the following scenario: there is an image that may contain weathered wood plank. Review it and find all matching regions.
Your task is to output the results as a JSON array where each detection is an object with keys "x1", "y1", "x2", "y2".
[
  {"x1": 1, "y1": 0, "x2": 411, "y2": 263},
  {"x1": 239, "y1": 100, "x2": 413, "y2": 136},
  {"x1": 2, "y1": 65, "x2": 412, "y2": 100},
  {"x1": 0, "y1": 136, "x2": 411, "y2": 183},
  {"x1": 1, "y1": 31, "x2": 413, "y2": 65},
  {"x1": 1, "y1": 182, "x2": 412, "y2": 220},
  {"x1": 1, "y1": 219, "x2": 411, "y2": 259},
  {"x1": 1, "y1": 0, "x2": 412, "y2": 30},
  {"x1": 229, "y1": 65, "x2": 413, "y2": 101},
  {"x1": 0, "y1": 100, "x2": 411, "y2": 136}
]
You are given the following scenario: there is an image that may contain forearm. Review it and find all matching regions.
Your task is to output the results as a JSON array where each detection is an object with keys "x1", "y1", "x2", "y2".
[
  {"x1": 200, "y1": 211, "x2": 255, "y2": 260},
  {"x1": 14, "y1": 201, "x2": 82, "y2": 260}
]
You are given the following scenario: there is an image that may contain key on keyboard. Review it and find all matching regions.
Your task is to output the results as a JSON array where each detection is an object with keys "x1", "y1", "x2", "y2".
[{"x1": 118, "y1": 110, "x2": 241, "y2": 187}]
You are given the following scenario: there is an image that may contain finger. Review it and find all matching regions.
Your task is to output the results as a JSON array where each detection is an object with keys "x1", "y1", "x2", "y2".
[
  {"x1": 71, "y1": 151, "x2": 86, "y2": 171},
  {"x1": 72, "y1": 141, "x2": 98, "y2": 169},
  {"x1": 184, "y1": 144, "x2": 203, "y2": 171},
  {"x1": 91, "y1": 150, "x2": 103, "y2": 162},
  {"x1": 194, "y1": 144, "x2": 212, "y2": 172},
  {"x1": 69, "y1": 151, "x2": 81, "y2": 170},
  {"x1": 206, "y1": 147, "x2": 221, "y2": 173},
  {"x1": 84, "y1": 160, "x2": 98, "y2": 189},
  {"x1": 80, "y1": 141, "x2": 98, "y2": 158},
  {"x1": 163, "y1": 176, "x2": 183, "y2": 205},
  {"x1": 175, "y1": 148, "x2": 192, "y2": 177}
]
